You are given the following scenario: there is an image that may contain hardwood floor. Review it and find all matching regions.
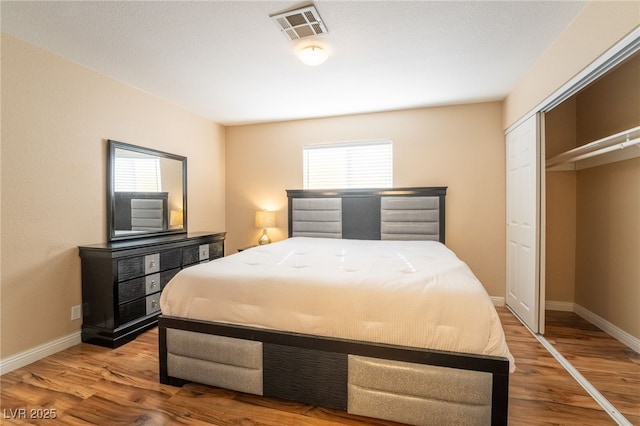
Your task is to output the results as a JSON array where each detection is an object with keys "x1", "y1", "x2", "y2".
[
  {"x1": 498, "y1": 309, "x2": 618, "y2": 426},
  {"x1": 544, "y1": 310, "x2": 640, "y2": 424},
  {"x1": 0, "y1": 308, "x2": 631, "y2": 425}
]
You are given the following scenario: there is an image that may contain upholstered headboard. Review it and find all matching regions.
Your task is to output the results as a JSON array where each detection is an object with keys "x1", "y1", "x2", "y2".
[
  {"x1": 287, "y1": 187, "x2": 447, "y2": 243},
  {"x1": 131, "y1": 198, "x2": 165, "y2": 231},
  {"x1": 114, "y1": 191, "x2": 168, "y2": 232}
]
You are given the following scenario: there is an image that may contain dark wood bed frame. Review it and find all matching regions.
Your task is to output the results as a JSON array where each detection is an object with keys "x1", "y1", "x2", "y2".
[{"x1": 158, "y1": 187, "x2": 509, "y2": 425}]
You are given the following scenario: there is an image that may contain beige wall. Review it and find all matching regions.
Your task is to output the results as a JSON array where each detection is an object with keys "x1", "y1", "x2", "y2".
[
  {"x1": 545, "y1": 97, "x2": 577, "y2": 303},
  {"x1": 545, "y1": 172, "x2": 577, "y2": 303},
  {"x1": 504, "y1": 1, "x2": 638, "y2": 338},
  {"x1": 573, "y1": 52, "x2": 639, "y2": 337},
  {"x1": 2, "y1": 0, "x2": 637, "y2": 362},
  {"x1": 225, "y1": 102, "x2": 507, "y2": 298},
  {"x1": 543, "y1": 46, "x2": 639, "y2": 338},
  {"x1": 0, "y1": 34, "x2": 226, "y2": 358},
  {"x1": 504, "y1": 1, "x2": 639, "y2": 129},
  {"x1": 576, "y1": 52, "x2": 640, "y2": 144},
  {"x1": 576, "y1": 159, "x2": 640, "y2": 338}
]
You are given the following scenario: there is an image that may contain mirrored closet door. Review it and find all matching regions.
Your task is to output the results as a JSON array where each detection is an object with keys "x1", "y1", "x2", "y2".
[{"x1": 542, "y1": 47, "x2": 639, "y2": 424}]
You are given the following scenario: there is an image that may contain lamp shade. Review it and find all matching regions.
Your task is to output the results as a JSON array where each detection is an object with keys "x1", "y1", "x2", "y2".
[
  {"x1": 170, "y1": 209, "x2": 184, "y2": 227},
  {"x1": 298, "y1": 45, "x2": 328, "y2": 66},
  {"x1": 255, "y1": 210, "x2": 276, "y2": 228}
]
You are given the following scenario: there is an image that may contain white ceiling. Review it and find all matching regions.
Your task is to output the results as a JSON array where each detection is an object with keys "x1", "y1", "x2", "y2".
[{"x1": 1, "y1": 1, "x2": 587, "y2": 126}]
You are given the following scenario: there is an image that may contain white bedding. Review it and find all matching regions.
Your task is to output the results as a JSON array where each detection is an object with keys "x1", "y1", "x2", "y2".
[{"x1": 160, "y1": 237, "x2": 515, "y2": 372}]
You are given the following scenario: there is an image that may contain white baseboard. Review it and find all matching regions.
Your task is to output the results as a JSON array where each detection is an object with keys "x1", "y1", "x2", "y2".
[
  {"x1": 491, "y1": 296, "x2": 505, "y2": 307},
  {"x1": 573, "y1": 304, "x2": 640, "y2": 354},
  {"x1": 0, "y1": 331, "x2": 81, "y2": 375},
  {"x1": 545, "y1": 300, "x2": 575, "y2": 312},
  {"x1": 546, "y1": 300, "x2": 640, "y2": 354}
]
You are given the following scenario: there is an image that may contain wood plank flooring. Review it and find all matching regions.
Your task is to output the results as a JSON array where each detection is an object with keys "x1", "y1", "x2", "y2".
[
  {"x1": 0, "y1": 308, "x2": 631, "y2": 425},
  {"x1": 544, "y1": 310, "x2": 640, "y2": 424}
]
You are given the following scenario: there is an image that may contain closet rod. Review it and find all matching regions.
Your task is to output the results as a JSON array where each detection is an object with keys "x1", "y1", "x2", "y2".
[
  {"x1": 546, "y1": 125, "x2": 640, "y2": 168},
  {"x1": 568, "y1": 136, "x2": 640, "y2": 163}
]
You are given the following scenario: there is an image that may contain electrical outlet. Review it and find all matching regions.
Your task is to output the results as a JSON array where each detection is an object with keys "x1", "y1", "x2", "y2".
[{"x1": 71, "y1": 305, "x2": 82, "y2": 321}]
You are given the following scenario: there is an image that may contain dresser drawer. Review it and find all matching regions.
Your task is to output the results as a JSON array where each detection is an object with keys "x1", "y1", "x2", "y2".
[
  {"x1": 79, "y1": 231, "x2": 226, "y2": 348},
  {"x1": 119, "y1": 294, "x2": 162, "y2": 324},
  {"x1": 118, "y1": 249, "x2": 181, "y2": 281},
  {"x1": 183, "y1": 241, "x2": 225, "y2": 266},
  {"x1": 117, "y1": 267, "x2": 179, "y2": 304},
  {"x1": 118, "y1": 297, "x2": 145, "y2": 324},
  {"x1": 183, "y1": 244, "x2": 207, "y2": 266},
  {"x1": 146, "y1": 294, "x2": 161, "y2": 315},
  {"x1": 209, "y1": 241, "x2": 224, "y2": 259}
]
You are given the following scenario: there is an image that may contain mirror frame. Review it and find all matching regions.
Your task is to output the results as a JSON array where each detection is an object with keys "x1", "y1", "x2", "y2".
[{"x1": 107, "y1": 139, "x2": 187, "y2": 242}]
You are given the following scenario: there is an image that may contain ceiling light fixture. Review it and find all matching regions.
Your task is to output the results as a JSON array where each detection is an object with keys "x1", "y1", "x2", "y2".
[
  {"x1": 298, "y1": 45, "x2": 328, "y2": 66},
  {"x1": 270, "y1": 5, "x2": 330, "y2": 66}
]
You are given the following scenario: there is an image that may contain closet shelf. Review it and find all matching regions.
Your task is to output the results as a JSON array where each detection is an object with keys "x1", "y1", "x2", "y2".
[{"x1": 546, "y1": 125, "x2": 640, "y2": 171}]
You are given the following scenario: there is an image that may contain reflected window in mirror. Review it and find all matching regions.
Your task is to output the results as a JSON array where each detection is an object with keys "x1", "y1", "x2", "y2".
[
  {"x1": 107, "y1": 140, "x2": 187, "y2": 242},
  {"x1": 114, "y1": 155, "x2": 162, "y2": 192}
]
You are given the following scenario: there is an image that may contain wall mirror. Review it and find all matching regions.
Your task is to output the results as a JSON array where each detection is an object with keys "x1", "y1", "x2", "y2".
[{"x1": 107, "y1": 139, "x2": 187, "y2": 242}]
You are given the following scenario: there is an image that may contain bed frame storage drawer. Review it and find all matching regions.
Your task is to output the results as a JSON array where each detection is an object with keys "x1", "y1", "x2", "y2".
[
  {"x1": 158, "y1": 314, "x2": 510, "y2": 426},
  {"x1": 166, "y1": 329, "x2": 263, "y2": 395},
  {"x1": 79, "y1": 231, "x2": 226, "y2": 348},
  {"x1": 347, "y1": 356, "x2": 492, "y2": 426},
  {"x1": 264, "y1": 343, "x2": 348, "y2": 410}
]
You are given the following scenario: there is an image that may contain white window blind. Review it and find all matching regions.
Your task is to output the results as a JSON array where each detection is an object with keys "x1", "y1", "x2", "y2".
[
  {"x1": 114, "y1": 157, "x2": 162, "y2": 192},
  {"x1": 303, "y1": 140, "x2": 392, "y2": 189}
]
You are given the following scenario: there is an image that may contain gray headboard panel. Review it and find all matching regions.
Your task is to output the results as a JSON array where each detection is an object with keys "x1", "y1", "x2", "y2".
[
  {"x1": 131, "y1": 199, "x2": 165, "y2": 231},
  {"x1": 381, "y1": 196, "x2": 440, "y2": 240},
  {"x1": 287, "y1": 187, "x2": 447, "y2": 243},
  {"x1": 291, "y1": 198, "x2": 342, "y2": 238},
  {"x1": 114, "y1": 191, "x2": 168, "y2": 232}
]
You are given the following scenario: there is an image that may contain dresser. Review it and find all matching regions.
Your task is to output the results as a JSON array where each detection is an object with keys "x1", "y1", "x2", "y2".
[{"x1": 78, "y1": 232, "x2": 226, "y2": 348}]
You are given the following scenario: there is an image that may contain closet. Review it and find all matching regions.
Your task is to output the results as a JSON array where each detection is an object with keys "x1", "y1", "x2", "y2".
[
  {"x1": 543, "y1": 50, "x2": 639, "y2": 347},
  {"x1": 505, "y1": 31, "x2": 640, "y2": 424}
]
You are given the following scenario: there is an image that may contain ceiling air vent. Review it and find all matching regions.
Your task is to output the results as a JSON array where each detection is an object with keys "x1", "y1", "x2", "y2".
[{"x1": 271, "y1": 5, "x2": 328, "y2": 41}]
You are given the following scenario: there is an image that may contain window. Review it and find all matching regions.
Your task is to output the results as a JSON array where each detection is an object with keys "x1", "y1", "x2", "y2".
[
  {"x1": 303, "y1": 140, "x2": 393, "y2": 189},
  {"x1": 114, "y1": 157, "x2": 162, "y2": 192}
]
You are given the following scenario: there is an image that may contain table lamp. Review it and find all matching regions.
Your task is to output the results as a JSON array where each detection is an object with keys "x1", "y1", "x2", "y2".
[
  {"x1": 169, "y1": 209, "x2": 183, "y2": 229},
  {"x1": 255, "y1": 210, "x2": 276, "y2": 245}
]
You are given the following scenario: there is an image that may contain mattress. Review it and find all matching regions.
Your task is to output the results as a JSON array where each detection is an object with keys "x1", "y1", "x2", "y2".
[{"x1": 160, "y1": 237, "x2": 515, "y2": 372}]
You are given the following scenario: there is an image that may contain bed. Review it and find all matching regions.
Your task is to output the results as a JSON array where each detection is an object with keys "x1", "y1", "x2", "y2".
[{"x1": 158, "y1": 187, "x2": 513, "y2": 426}]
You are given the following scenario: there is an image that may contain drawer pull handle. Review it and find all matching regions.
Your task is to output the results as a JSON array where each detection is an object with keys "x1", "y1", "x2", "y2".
[
  {"x1": 150, "y1": 261, "x2": 156, "y2": 268},
  {"x1": 151, "y1": 280, "x2": 157, "y2": 288},
  {"x1": 151, "y1": 300, "x2": 158, "y2": 308}
]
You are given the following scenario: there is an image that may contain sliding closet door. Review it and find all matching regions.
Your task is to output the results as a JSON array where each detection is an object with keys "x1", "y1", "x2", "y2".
[{"x1": 506, "y1": 114, "x2": 542, "y2": 333}]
